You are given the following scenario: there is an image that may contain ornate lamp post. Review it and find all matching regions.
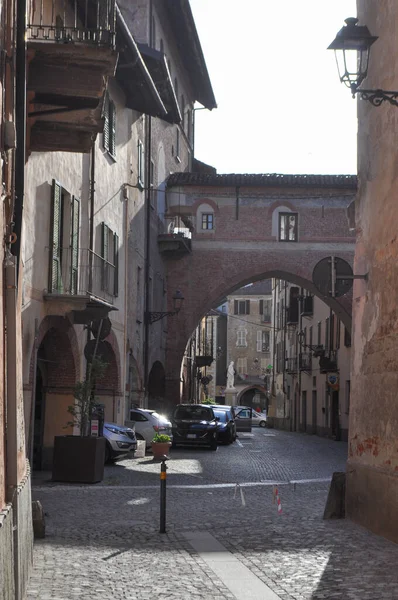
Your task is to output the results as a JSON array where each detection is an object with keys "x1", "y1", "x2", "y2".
[
  {"x1": 145, "y1": 289, "x2": 185, "y2": 324},
  {"x1": 328, "y1": 17, "x2": 398, "y2": 107}
]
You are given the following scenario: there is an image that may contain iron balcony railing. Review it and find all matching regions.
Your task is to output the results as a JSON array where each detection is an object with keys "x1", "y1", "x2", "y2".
[
  {"x1": 27, "y1": 0, "x2": 116, "y2": 46},
  {"x1": 158, "y1": 213, "x2": 192, "y2": 239},
  {"x1": 46, "y1": 247, "x2": 116, "y2": 305}
]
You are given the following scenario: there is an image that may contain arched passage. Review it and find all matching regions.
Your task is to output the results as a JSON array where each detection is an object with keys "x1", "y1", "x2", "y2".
[
  {"x1": 147, "y1": 361, "x2": 166, "y2": 412},
  {"x1": 237, "y1": 386, "x2": 268, "y2": 411},
  {"x1": 33, "y1": 321, "x2": 77, "y2": 470},
  {"x1": 94, "y1": 339, "x2": 120, "y2": 424}
]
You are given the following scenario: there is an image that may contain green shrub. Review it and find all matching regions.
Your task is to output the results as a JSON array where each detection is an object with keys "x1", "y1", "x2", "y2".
[
  {"x1": 152, "y1": 433, "x2": 171, "y2": 443},
  {"x1": 202, "y1": 397, "x2": 215, "y2": 405}
]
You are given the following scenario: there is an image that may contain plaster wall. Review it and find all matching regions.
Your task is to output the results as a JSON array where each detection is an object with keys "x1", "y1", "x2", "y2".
[
  {"x1": 0, "y1": 505, "x2": 14, "y2": 600},
  {"x1": 346, "y1": 0, "x2": 398, "y2": 541}
]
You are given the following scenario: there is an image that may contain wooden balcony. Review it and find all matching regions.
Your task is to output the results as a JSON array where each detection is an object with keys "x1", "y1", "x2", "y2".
[{"x1": 27, "y1": 0, "x2": 118, "y2": 153}]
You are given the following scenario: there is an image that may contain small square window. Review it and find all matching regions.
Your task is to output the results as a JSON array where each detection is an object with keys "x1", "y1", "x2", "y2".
[
  {"x1": 279, "y1": 212, "x2": 298, "y2": 242},
  {"x1": 202, "y1": 213, "x2": 213, "y2": 230}
]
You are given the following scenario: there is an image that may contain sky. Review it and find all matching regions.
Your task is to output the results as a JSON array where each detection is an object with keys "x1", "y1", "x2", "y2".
[{"x1": 189, "y1": 0, "x2": 357, "y2": 175}]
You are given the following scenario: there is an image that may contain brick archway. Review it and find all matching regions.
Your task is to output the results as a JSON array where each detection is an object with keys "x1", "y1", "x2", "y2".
[{"x1": 164, "y1": 174, "x2": 357, "y2": 406}]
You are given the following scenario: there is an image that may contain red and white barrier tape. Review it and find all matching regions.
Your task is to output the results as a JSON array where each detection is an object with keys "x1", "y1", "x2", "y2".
[{"x1": 273, "y1": 486, "x2": 282, "y2": 515}]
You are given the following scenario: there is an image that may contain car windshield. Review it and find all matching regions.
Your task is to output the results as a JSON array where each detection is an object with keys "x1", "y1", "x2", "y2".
[
  {"x1": 174, "y1": 406, "x2": 213, "y2": 421},
  {"x1": 213, "y1": 410, "x2": 227, "y2": 422}
]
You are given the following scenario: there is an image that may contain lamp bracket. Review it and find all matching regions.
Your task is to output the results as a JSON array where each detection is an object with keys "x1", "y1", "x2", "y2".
[
  {"x1": 356, "y1": 88, "x2": 398, "y2": 108},
  {"x1": 145, "y1": 310, "x2": 178, "y2": 324}
]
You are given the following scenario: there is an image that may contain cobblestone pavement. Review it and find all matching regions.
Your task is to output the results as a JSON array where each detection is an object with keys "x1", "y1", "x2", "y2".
[{"x1": 28, "y1": 430, "x2": 398, "y2": 599}]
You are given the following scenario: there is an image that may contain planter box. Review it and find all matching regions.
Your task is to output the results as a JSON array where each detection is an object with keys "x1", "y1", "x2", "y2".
[
  {"x1": 152, "y1": 441, "x2": 171, "y2": 460},
  {"x1": 52, "y1": 436, "x2": 106, "y2": 483}
]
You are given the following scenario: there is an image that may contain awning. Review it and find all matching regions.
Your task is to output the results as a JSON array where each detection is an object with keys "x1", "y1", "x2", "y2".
[
  {"x1": 115, "y1": 7, "x2": 168, "y2": 119},
  {"x1": 137, "y1": 43, "x2": 182, "y2": 124}
]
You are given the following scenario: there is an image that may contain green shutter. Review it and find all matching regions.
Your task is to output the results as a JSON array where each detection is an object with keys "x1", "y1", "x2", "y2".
[
  {"x1": 103, "y1": 94, "x2": 110, "y2": 151},
  {"x1": 113, "y1": 232, "x2": 119, "y2": 297},
  {"x1": 101, "y1": 222, "x2": 109, "y2": 291},
  {"x1": 110, "y1": 100, "x2": 116, "y2": 157},
  {"x1": 70, "y1": 196, "x2": 80, "y2": 295},
  {"x1": 49, "y1": 180, "x2": 62, "y2": 293}
]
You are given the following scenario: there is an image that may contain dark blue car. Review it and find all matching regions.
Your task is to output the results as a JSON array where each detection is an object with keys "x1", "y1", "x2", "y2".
[{"x1": 171, "y1": 404, "x2": 218, "y2": 450}]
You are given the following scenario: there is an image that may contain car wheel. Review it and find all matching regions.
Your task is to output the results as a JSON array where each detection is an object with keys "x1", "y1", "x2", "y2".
[
  {"x1": 210, "y1": 436, "x2": 218, "y2": 451},
  {"x1": 105, "y1": 443, "x2": 111, "y2": 463},
  {"x1": 259, "y1": 420, "x2": 266, "y2": 428}
]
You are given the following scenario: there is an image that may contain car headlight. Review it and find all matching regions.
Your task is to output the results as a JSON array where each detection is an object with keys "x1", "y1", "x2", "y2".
[{"x1": 105, "y1": 426, "x2": 121, "y2": 435}]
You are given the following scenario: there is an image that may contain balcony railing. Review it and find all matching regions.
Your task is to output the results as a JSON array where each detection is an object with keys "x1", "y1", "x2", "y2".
[
  {"x1": 46, "y1": 247, "x2": 117, "y2": 304},
  {"x1": 27, "y1": 0, "x2": 116, "y2": 46}
]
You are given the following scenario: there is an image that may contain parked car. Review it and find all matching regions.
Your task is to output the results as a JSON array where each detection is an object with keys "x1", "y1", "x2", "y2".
[
  {"x1": 235, "y1": 407, "x2": 267, "y2": 428},
  {"x1": 213, "y1": 404, "x2": 239, "y2": 419},
  {"x1": 171, "y1": 404, "x2": 218, "y2": 450},
  {"x1": 129, "y1": 408, "x2": 173, "y2": 449},
  {"x1": 103, "y1": 422, "x2": 137, "y2": 462},
  {"x1": 212, "y1": 408, "x2": 236, "y2": 444}
]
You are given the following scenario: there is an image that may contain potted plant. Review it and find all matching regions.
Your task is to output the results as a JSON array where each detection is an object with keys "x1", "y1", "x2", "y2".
[
  {"x1": 52, "y1": 357, "x2": 107, "y2": 483},
  {"x1": 151, "y1": 433, "x2": 172, "y2": 460}
]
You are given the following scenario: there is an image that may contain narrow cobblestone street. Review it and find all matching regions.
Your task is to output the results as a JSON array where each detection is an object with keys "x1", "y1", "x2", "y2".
[{"x1": 28, "y1": 430, "x2": 398, "y2": 599}]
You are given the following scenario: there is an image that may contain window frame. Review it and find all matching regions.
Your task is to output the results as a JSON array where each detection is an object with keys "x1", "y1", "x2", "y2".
[
  {"x1": 278, "y1": 212, "x2": 298, "y2": 242},
  {"x1": 201, "y1": 213, "x2": 214, "y2": 230}
]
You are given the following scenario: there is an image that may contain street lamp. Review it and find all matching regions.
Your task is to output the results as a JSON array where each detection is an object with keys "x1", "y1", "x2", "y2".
[
  {"x1": 328, "y1": 17, "x2": 398, "y2": 107},
  {"x1": 145, "y1": 289, "x2": 185, "y2": 324}
]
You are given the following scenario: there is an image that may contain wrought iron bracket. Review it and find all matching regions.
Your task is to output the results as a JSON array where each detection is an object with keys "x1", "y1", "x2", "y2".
[
  {"x1": 145, "y1": 310, "x2": 178, "y2": 324},
  {"x1": 355, "y1": 89, "x2": 398, "y2": 107}
]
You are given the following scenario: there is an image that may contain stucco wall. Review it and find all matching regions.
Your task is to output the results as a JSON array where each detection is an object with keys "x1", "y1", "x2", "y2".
[
  {"x1": 0, "y1": 505, "x2": 14, "y2": 600},
  {"x1": 346, "y1": 0, "x2": 398, "y2": 541}
]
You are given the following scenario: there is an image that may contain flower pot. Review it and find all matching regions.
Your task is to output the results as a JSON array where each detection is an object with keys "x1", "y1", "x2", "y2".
[
  {"x1": 151, "y1": 441, "x2": 171, "y2": 460},
  {"x1": 52, "y1": 436, "x2": 106, "y2": 483}
]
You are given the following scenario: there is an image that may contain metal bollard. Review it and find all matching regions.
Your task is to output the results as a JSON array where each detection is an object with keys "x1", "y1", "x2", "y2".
[{"x1": 159, "y1": 455, "x2": 168, "y2": 534}]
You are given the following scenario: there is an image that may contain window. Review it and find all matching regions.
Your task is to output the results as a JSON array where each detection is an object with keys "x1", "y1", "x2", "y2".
[
  {"x1": 317, "y1": 321, "x2": 322, "y2": 346},
  {"x1": 257, "y1": 330, "x2": 270, "y2": 353},
  {"x1": 259, "y1": 299, "x2": 272, "y2": 322},
  {"x1": 100, "y1": 222, "x2": 119, "y2": 297},
  {"x1": 234, "y1": 299, "x2": 250, "y2": 315},
  {"x1": 201, "y1": 213, "x2": 213, "y2": 230},
  {"x1": 48, "y1": 180, "x2": 80, "y2": 295},
  {"x1": 130, "y1": 410, "x2": 148, "y2": 422},
  {"x1": 103, "y1": 93, "x2": 116, "y2": 158},
  {"x1": 279, "y1": 212, "x2": 298, "y2": 242},
  {"x1": 150, "y1": 159, "x2": 155, "y2": 207},
  {"x1": 137, "y1": 140, "x2": 144, "y2": 189},
  {"x1": 237, "y1": 357, "x2": 247, "y2": 375},
  {"x1": 175, "y1": 127, "x2": 180, "y2": 161},
  {"x1": 236, "y1": 328, "x2": 247, "y2": 347}
]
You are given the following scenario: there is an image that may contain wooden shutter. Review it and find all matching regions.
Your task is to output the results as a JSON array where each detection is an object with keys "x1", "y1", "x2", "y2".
[
  {"x1": 70, "y1": 196, "x2": 80, "y2": 294},
  {"x1": 246, "y1": 300, "x2": 250, "y2": 314},
  {"x1": 103, "y1": 94, "x2": 110, "y2": 151},
  {"x1": 49, "y1": 180, "x2": 62, "y2": 293},
  {"x1": 101, "y1": 222, "x2": 109, "y2": 291},
  {"x1": 259, "y1": 299, "x2": 263, "y2": 315},
  {"x1": 257, "y1": 330, "x2": 262, "y2": 352},
  {"x1": 110, "y1": 100, "x2": 116, "y2": 156},
  {"x1": 234, "y1": 300, "x2": 238, "y2": 315},
  {"x1": 113, "y1": 232, "x2": 119, "y2": 297}
]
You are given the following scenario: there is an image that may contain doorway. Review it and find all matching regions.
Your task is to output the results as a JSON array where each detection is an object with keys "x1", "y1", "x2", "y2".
[
  {"x1": 331, "y1": 391, "x2": 340, "y2": 440},
  {"x1": 33, "y1": 367, "x2": 45, "y2": 470},
  {"x1": 312, "y1": 390, "x2": 317, "y2": 435}
]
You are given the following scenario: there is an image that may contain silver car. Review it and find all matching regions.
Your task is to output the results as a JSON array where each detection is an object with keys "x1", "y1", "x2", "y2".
[
  {"x1": 103, "y1": 422, "x2": 137, "y2": 462},
  {"x1": 128, "y1": 408, "x2": 173, "y2": 449}
]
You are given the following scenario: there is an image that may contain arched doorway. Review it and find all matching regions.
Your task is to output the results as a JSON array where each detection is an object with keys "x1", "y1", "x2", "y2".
[
  {"x1": 93, "y1": 340, "x2": 120, "y2": 424},
  {"x1": 34, "y1": 325, "x2": 77, "y2": 470},
  {"x1": 238, "y1": 387, "x2": 268, "y2": 412},
  {"x1": 147, "y1": 361, "x2": 166, "y2": 412}
]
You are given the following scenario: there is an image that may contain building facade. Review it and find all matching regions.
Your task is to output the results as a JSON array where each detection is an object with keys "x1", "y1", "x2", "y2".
[
  {"x1": 269, "y1": 280, "x2": 351, "y2": 441},
  {"x1": 346, "y1": 2, "x2": 398, "y2": 542},
  {"x1": 226, "y1": 281, "x2": 272, "y2": 409}
]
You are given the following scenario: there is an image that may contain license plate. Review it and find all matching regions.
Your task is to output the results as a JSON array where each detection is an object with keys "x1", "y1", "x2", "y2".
[{"x1": 186, "y1": 434, "x2": 196, "y2": 439}]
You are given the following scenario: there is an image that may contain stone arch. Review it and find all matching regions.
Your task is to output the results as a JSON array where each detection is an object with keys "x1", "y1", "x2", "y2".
[
  {"x1": 237, "y1": 385, "x2": 268, "y2": 404},
  {"x1": 29, "y1": 315, "x2": 80, "y2": 388}
]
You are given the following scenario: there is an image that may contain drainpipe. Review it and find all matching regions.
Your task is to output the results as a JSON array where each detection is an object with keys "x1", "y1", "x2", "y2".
[
  {"x1": 5, "y1": 254, "x2": 21, "y2": 599},
  {"x1": 143, "y1": 0, "x2": 153, "y2": 408}
]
